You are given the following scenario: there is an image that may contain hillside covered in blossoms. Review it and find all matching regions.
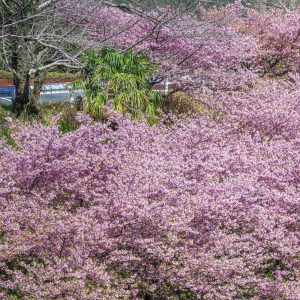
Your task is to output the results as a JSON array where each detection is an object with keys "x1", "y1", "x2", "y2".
[{"x1": 0, "y1": 0, "x2": 299, "y2": 299}]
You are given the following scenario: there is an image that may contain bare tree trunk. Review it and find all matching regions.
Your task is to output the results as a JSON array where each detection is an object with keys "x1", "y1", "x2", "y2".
[
  {"x1": 11, "y1": 48, "x2": 39, "y2": 115},
  {"x1": 13, "y1": 73, "x2": 30, "y2": 113},
  {"x1": 31, "y1": 71, "x2": 45, "y2": 108},
  {"x1": 13, "y1": 73, "x2": 39, "y2": 115}
]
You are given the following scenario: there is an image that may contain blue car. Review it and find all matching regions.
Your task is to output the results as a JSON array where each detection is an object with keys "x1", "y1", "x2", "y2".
[{"x1": 0, "y1": 86, "x2": 16, "y2": 103}]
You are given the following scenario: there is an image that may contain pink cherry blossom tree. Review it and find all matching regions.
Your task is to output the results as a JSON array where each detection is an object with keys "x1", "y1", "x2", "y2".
[{"x1": 0, "y1": 104, "x2": 299, "y2": 298}]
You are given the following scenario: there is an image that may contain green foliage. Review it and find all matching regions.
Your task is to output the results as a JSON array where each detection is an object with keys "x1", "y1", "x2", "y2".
[
  {"x1": 57, "y1": 105, "x2": 79, "y2": 133},
  {"x1": 0, "y1": 255, "x2": 43, "y2": 299},
  {"x1": 0, "y1": 106, "x2": 16, "y2": 147},
  {"x1": 44, "y1": 71, "x2": 77, "y2": 80},
  {"x1": 75, "y1": 49, "x2": 161, "y2": 119},
  {"x1": 264, "y1": 259, "x2": 285, "y2": 280},
  {"x1": 0, "y1": 69, "x2": 12, "y2": 79},
  {"x1": 0, "y1": 288, "x2": 24, "y2": 300},
  {"x1": 0, "y1": 126, "x2": 16, "y2": 147},
  {"x1": 161, "y1": 91, "x2": 206, "y2": 115},
  {"x1": 0, "y1": 69, "x2": 77, "y2": 80}
]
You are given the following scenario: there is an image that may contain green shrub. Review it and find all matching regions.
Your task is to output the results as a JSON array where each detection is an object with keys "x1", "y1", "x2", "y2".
[
  {"x1": 0, "y1": 105, "x2": 16, "y2": 147},
  {"x1": 57, "y1": 104, "x2": 79, "y2": 133},
  {"x1": 0, "y1": 126, "x2": 16, "y2": 147},
  {"x1": 0, "y1": 69, "x2": 12, "y2": 79},
  {"x1": 0, "y1": 69, "x2": 77, "y2": 80},
  {"x1": 74, "y1": 49, "x2": 162, "y2": 119},
  {"x1": 45, "y1": 71, "x2": 77, "y2": 80},
  {"x1": 161, "y1": 91, "x2": 206, "y2": 115}
]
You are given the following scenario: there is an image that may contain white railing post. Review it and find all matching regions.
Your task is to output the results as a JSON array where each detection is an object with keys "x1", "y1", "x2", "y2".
[{"x1": 164, "y1": 79, "x2": 169, "y2": 95}]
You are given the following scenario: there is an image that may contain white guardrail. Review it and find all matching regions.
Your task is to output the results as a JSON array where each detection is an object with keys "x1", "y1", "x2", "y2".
[
  {"x1": 0, "y1": 97, "x2": 12, "y2": 106},
  {"x1": 0, "y1": 80, "x2": 172, "y2": 104},
  {"x1": 0, "y1": 83, "x2": 83, "y2": 104}
]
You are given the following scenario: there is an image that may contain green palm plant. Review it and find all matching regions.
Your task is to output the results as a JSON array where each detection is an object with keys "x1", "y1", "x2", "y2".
[{"x1": 75, "y1": 49, "x2": 162, "y2": 119}]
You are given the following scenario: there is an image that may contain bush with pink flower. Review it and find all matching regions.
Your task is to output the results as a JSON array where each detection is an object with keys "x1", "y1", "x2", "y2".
[{"x1": 0, "y1": 104, "x2": 299, "y2": 299}]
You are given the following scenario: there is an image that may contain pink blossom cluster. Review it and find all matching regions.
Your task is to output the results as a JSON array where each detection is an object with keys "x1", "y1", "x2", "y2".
[
  {"x1": 196, "y1": 77, "x2": 300, "y2": 141},
  {"x1": 240, "y1": 7, "x2": 300, "y2": 75},
  {"x1": 0, "y1": 108, "x2": 299, "y2": 299},
  {"x1": 1, "y1": 1, "x2": 299, "y2": 299}
]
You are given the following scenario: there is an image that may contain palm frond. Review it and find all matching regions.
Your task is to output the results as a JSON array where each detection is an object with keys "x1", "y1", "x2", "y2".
[{"x1": 79, "y1": 49, "x2": 162, "y2": 118}]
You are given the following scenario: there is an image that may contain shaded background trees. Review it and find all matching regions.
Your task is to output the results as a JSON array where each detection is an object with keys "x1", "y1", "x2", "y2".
[
  {"x1": 0, "y1": 0, "x2": 89, "y2": 114},
  {"x1": 0, "y1": 0, "x2": 202, "y2": 114},
  {"x1": 1, "y1": 0, "x2": 300, "y2": 115}
]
